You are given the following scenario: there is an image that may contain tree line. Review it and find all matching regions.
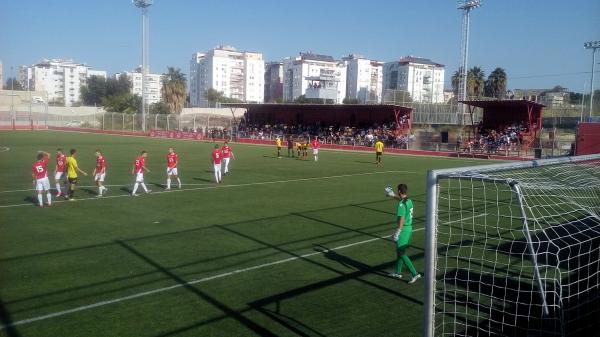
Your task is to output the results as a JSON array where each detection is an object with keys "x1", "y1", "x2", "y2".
[
  {"x1": 80, "y1": 67, "x2": 187, "y2": 114},
  {"x1": 451, "y1": 66, "x2": 508, "y2": 99}
]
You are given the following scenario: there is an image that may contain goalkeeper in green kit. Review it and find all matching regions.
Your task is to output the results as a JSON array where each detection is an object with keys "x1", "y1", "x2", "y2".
[{"x1": 386, "y1": 183, "x2": 421, "y2": 284}]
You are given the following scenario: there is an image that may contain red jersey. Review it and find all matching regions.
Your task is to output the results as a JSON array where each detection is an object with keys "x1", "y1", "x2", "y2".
[
  {"x1": 311, "y1": 139, "x2": 320, "y2": 149},
  {"x1": 56, "y1": 154, "x2": 66, "y2": 173},
  {"x1": 167, "y1": 152, "x2": 179, "y2": 168},
  {"x1": 212, "y1": 149, "x2": 222, "y2": 165},
  {"x1": 96, "y1": 155, "x2": 106, "y2": 173},
  {"x1": 222, "y1": 145, "x2": 232, "y2": 159},
  {"x1": 32, "y1": 158, "x2": 49, "y2": 180},
  {"x1": 134, "y1": 156, "x2": 146, "y2": 174}
]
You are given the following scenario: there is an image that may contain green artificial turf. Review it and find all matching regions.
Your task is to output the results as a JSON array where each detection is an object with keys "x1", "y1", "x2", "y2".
[{"x1": 0, "y1": 130, "x2": 489, "y2": 337}]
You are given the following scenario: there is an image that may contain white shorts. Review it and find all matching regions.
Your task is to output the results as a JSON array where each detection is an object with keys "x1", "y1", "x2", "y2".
[
  {"x1": 313, "y1": 149, "x2": 319, "y2": 155},
  {"x1": 95, "y1": 172, "x2": 105, "y2": 182},
  {"x1": 55, "y1": 172, "x2": 65, "y2": 180},
  {"x1": 167, "y1": 167, "x2": 178, "y2": 176},
  {"x1": 36, "y1": 177, "x2": 51, "y2": 191},
  {"x1": 213, "y1": 163, "x2": 221, "y2": 172},
  {"x1": 135, "y1": 173, "x2": 144, "y2": 183}
]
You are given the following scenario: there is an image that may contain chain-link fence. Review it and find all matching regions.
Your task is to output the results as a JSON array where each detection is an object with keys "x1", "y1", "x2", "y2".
[{"x1": 0, "y1": 105, "x2": 578, "y2": 158}]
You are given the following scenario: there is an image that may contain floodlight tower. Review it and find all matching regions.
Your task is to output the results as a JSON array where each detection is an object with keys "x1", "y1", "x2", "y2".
[
  {"x1": 584, "y1": 41, "x2": 599, "y2": 118},
  {"x1": 133, "y1": 0, "x2": 153, "y2": 132},
  {"x1": 457, "y1": 0, "x2": 481, "y2": 118}
]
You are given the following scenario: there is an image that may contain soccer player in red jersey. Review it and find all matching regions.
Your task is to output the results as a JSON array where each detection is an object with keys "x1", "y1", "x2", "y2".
[
  {"x1": 212, "y1": 144, "x2": 223, "y2": 183},
  {"x1": 54, "y1": 148, "x2": 67, "y2": 197},
  {"x1": 311, "y1": 137, "x2": 321, "y2": 162},
  {"x1": 32, "y1": 151, "x2": 52, "y2": 207},
  {"x1": 131, "y1": 150, "x2": 151, "y2": 196},
  {"x1": 166, "y1": 147, "x2": 181, "y2": 190},
  {"x1": 221, "y1": 141, "x2": 235, "y2": 175},
  {"x1": 92, "y1": 149, "x2": 108, "y2": 197}
]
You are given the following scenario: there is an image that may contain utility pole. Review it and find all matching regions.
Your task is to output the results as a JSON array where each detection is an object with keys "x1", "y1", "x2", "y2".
[
  {"x1": 133, "y1": 0, "x2": 153, "y2": 131},
  {"x1": 584, "y1": 41, "x2": 599, "y2": 119}
]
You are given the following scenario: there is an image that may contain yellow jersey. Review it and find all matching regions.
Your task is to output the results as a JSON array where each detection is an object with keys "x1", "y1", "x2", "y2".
[
  {"x1": 66, "y1": 156, "x2": 78, "y2": 178},
  {"x1": 276, "y1": 138, "x2": 282, "y2": 147},
  {"x1": 375, "y1": 141, "x2": 384, "y2": 153}
]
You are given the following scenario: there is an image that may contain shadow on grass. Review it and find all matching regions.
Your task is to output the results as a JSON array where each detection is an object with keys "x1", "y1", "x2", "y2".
[
  {"x1": 193, "y1": 177, "x2": 213, "y2": 183},
  {"x1": 0, "y1": 296, "x2": 21, "y2": 337},
  {"x1": 117, "y1": 241, "x2": 279, "y2": 337}
]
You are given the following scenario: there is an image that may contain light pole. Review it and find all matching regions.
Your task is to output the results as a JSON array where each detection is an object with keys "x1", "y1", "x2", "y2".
[
  {"x1": 133, "y1": 0, "x2": 153, "y2": 132},
  {"x1": 584, "y1": 41, "x2": 599, "y2": 119},
  {"x1": 457, "y1": 1, "x2": 482, "y2": 119},
  {"x1": 10, "y1": 66, "x2": 15, "y2": 129}
]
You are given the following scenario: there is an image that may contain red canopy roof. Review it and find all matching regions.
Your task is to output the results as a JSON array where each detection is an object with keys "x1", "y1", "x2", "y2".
[
  {"x1": 460, "y1": 99, "x2": 544, "y2": 130},
  {"x1": 224, "y1": 103, "x2": 412, "y2": 130}
]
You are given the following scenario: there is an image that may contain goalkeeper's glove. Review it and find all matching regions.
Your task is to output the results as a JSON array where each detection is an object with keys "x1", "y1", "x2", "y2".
[
  {"x1": 385, "y1": 186, "x2": 395, "y2": 198},
  {"x1": 393, "y1": 230, "x2": 401, "y2": 242}
]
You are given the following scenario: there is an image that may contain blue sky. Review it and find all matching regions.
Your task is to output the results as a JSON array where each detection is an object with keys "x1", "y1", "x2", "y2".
[{"x1": 1, "y1": 0, "x2": 599, "y2": 91}]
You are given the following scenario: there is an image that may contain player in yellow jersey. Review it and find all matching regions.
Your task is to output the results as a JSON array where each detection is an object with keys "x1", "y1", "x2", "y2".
[
  {"x1": 275, "y1": 137, "x2": 282, "y2": 158},
  {"x1": 375, "y1": 138, "x2": 384, "y2": 165},
  {"x1": 296, "y1": 140, "x2": 302, "y2": 158},
  {"x1": 65, "y1": 148, "x2": 88, "y2": 200}
]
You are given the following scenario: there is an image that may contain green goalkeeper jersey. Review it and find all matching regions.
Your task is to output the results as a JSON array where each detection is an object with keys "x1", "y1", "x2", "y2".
[{"x1": 397, "y1": 198, "x2": 414, "y2": 228}]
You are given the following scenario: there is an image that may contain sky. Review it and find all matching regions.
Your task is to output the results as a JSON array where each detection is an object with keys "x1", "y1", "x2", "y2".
[{"x1": 1, "y1": 0, "x2": 599, "y2": 92}]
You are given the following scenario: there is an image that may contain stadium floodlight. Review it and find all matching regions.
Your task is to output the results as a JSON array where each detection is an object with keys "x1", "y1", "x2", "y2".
[
  {"x1": 422, "y1": 154, "x2": 600, "y2": 337},
  {"x1": 584, "y1": 41, "x2": 599, "y2": 118},
  {"x1": 457, "y1": 0, "x2": 482, "y2": 121},
  {"x1": 133, "y1": 0, "x2": 153, "y2": 132}
]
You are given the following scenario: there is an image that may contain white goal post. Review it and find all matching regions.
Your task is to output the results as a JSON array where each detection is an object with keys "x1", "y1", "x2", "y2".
[{"x1": 423, "y1": 154, "x2": 600, "y2": 337}]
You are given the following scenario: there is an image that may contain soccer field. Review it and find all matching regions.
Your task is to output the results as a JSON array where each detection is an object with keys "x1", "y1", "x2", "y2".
[{"x1": 0, "y1": 130, "x2": 488, "y2": 337}]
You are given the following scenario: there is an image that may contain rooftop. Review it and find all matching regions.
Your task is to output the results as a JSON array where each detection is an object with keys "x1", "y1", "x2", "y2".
[{"x1": 398, "y1": 56, "x2": 444, "y2": 67}]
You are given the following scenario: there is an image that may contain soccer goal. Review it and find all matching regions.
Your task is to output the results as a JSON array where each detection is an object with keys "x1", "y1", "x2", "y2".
[{"x1": 423, "y1": 154, "x2": 600, "y2": 337}]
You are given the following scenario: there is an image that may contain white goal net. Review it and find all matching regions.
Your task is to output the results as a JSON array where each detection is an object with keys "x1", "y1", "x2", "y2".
[{"x1": 423, "y1": 154, "x2": 600, "y2": 337}]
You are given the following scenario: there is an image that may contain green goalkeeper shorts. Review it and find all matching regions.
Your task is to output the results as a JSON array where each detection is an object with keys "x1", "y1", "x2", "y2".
[{"x1": 396, "y1": 227, "x2": 413, "y2": 248}]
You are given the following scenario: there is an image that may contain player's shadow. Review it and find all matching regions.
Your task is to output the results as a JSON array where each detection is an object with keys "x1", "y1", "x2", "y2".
[
  {"x1": 22, "y1": 196, "x2": 37, "y2": 205},
  {"x1": 81, "y1": 188, "x2": 97, "y2": 196},
  {"x1": 193, "y1": 177, "x2": 212, "y2": 183},
  {"x1": 354, "y1": 160, "x2": 376, "y2": 164},
  {"x1": 119, "y1": 187, "x2": 132, "y2": 194},
  {"x1": 313, "y1": 244, "x2": 390, "y2": 278}
]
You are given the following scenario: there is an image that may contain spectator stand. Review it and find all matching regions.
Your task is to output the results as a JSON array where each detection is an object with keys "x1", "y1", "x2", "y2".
[
  {"x1": 224, "y1": 103, "x2": 413, "y2": 148},
  {"x1": 459, "y1": 99, "x2": 544, "y2": 158}
]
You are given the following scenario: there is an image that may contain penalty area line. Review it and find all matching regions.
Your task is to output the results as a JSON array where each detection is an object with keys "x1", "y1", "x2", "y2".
[
  {"x1": 0, "y1": 229, "x2": 422, "y2": 330},
  {"x1": 0, "y1": 170, "x2": 417, "y2": 208}
]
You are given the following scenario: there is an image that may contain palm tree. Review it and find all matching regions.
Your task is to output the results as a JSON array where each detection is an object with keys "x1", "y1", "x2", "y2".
[
  {"x1": 484, "y1": 67, "x2": 508, "y2": 99},
  {"x1": 467, "y1": 67, "x2": 485, "y2": 98},
  {"x1": 451, "y1": 69, "x2": 461, "y2": 97},
  {"x1": 161, "y1": 67, "x2": 187, "y2": 114}
]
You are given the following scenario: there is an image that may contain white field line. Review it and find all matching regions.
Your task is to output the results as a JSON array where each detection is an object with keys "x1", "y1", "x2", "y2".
[
  {"x1": 0, "y1": 170, "x2": 416, "y2": 208},
  {"x1": 0, "y1": 147, "x2": 10, "y2": 153},
  {"x1": 0, "y1": 183, "x2": 213, "y2": 194},
  {"x1": 0, "y1": 228, "x2": 424, "y2": 330},
  {"x1": 442, "y1": 213, "x2": 487, "y2": 225}
]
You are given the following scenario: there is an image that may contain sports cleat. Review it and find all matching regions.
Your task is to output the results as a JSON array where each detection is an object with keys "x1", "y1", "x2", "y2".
[
  {"x1": 131, "y1": 193, "x2": 139, "y2": 197},
  {"x1": 38, "y1": 204, "x2": 44, "y2": 208},
  {"x1": 96, "y1": 194, "x2": 103, "y2": 198},
  {"x1": 145, "y1": 190, "x2": 152, "y2": 194},
  {"x1": 408, "y1": 274, "x2": 422, "y2": 284},
  {"x1": 389, "y1": 273, "x2": 402, "y2": 279},
  {"x1": 56, "y1": 192, "x2": 62, "y2": 197},
  {"x1": 68, "y1": 198, "x2": 76, "y2": 201}
]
